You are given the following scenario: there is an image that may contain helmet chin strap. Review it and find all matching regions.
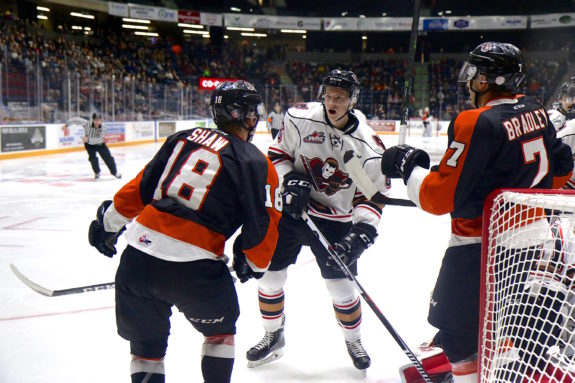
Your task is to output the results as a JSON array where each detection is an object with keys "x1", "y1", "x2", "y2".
[
  {"x1": 241, "y1": 120, "x2": 257, "y2": 142},
  {"x1": 469, "y1": 79, "x2": 488, "y2": 108},
  {"x1": 323, "y1": 103, "x2": 353, "y2": 124}
]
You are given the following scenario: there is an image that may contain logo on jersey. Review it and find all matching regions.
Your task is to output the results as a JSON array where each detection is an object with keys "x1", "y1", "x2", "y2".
[
  {"x1": 187, "y1": 316, "x2": 225, "y2": 324},
  {"x1": 139, "y1": 235, "x2": 152, "y2": 245},
  {"x1": 277, "y1": 120, "x2": 285, "y2": 143},
  {"x1": 303, "y1": 131, "x2": 325, "y2": 144},
  {"x1": 372, "y1": 135, "x2": 386, "y2": 150},
  {"x1": 329, "y1": 133, "x2": 342, "y2": 149},
  {"x1": 301, "y1": 155, "x2": 351, "y2": 196}
]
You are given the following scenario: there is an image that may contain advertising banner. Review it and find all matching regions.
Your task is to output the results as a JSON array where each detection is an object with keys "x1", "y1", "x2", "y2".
[
  {"x1": 1, "y1": 126, "x2": 46, "y2": 152},
  {"x1": 199, "y1": 77, "x2": 238, "y2": 90},
  {"x1": 128, "y1": 5, "x2": 178, "y2": 22},
  {"x1": 366, "y1": 120, "x2": 396, "y2": 133},
  {"x1": 126, "y1": 122, "x2": 155, "y2": 141},
  {"x1": 201, "y1": 12, "x2": 222, "y2": 26},
  {"x1": 178, "y1": 10, "x2": 201, "y2": 24},
  {"x1": 58, "y1": 123, "x2": 85, "y2": 147},
  {"x1": 224, "y1": 14, "x2": 321, "y2": 30},
  {"x1": 103, "y1": 123, "x2": 126, "y2": 144},
  {"x1": 108, "y1": 2, "x2": 129, "y2": 17},
  {"x1": 531, "y1": 13, "x2": 575, "y2": 28},
  {"x1": 159, "y1": 122, "x2": 176, "y2": 138}
]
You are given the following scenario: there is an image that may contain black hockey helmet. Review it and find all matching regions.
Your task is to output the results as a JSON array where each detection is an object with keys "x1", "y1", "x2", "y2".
[
  {"x1": 210, "y1": 80, "x2": 262, "y2": 138},
  {"x1": 92, "y1": 113, "x2": 102, "y2": 120},
  {"x1": 317, "y1": 69, "x2": 360, "y2": 105},
  {"x1": 458, "y1": 42, "x2": 526, "y2": 91}
]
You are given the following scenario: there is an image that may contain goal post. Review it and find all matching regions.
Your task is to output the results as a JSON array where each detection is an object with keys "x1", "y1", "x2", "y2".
[{"x1": 480, "y1": 188, "x2": 575, "y2": 383}]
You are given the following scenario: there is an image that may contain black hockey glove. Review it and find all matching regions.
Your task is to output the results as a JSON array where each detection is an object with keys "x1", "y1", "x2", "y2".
[
  {"x1": 282, "y1": 171, "x2": 312, "y2": 220},
  {"x1": 380, "y1": 144, "x2": 430, "y2": 184},
  {"x1": 88, "y1": 200, "x2": 125, "y2": 258},
  {"x1": 232, "y1": 236, "x2": 264, "y2": 283},
  {"x1": 330, "y1": 223, "x2": 377, "y2": 268}
]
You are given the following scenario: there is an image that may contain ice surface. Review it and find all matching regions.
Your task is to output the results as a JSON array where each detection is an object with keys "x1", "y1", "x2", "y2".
[{"x1": 0, "y1": 132, "x2": 450, "y2": 382}]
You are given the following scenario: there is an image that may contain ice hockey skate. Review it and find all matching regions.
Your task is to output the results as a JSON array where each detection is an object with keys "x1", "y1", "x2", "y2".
[
  {"x1": 246, "y1": 325, "x2": 285, "y2": 368},
  {"x1": 346, "y1": 339, "x2": 371, "y2": 370}
]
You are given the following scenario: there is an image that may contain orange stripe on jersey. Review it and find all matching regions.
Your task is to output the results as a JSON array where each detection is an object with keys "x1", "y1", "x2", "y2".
[
  {"x1": 419, "y1": 108, "x2": 486, "y2": 215},
  {"x1": 113, "y1": 169, "x2": 146, "y2": 219},
  {"x1": 136, "y1": 205, "x2": 226, "y2": 255},
  {"x1": 452, "y1": 216, "x2": 482, "y2": 238},
  {"x1": 554, "y1": 173, "x2": 572, "y2": 189},
  {"x1": 245, "y1": 156, "x2": 281, "y2": 269}
]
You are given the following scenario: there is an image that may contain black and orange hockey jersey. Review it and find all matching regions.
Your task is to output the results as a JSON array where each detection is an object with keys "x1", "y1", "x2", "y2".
[
  {"x1": 406, "y1": 95, "x2": 573, "y2": 245},
  {"x1": 102, "y1": 127, "x2": 282, "y2": 272}
]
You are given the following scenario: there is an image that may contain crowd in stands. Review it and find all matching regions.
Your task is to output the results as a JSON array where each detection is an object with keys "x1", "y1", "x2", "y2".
[{"x1": 0, "y1": 15, "x2": 570, "y2": 124}]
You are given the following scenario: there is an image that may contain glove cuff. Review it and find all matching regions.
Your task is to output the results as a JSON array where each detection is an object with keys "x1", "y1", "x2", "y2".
[{"x1": 351, "y1": 223, "x2": 377, "y2": 248}]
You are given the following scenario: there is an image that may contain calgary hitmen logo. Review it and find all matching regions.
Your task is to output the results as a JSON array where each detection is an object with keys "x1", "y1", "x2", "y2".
[{"x1": 300, "y1": 155, "x2": 352, "y2": 196}]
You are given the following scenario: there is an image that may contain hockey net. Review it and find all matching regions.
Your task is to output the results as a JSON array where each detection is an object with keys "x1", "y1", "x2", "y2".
[{"x1": 480, "y1": 189, "x2": 575, "y2": 383}]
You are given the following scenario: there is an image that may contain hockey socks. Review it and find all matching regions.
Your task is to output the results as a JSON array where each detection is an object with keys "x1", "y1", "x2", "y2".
[
  {"x1": 130, "y1": 357, "x2": 165, "y2": 383},
  {"x1": 258, "y1": 289, "x2": 285, "y2": 331},
  {"x1": 201, "y1": 334, "x2": 235, "y2": 383}
]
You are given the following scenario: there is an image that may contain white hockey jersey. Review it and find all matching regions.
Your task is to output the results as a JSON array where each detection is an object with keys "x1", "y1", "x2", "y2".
[
  {"x1": 268, "y1": 102, "x2": 391, "y2": 230},
  {"x1": 549, "y1": 108, "x2": 568, "y2": 131},
  {"x1": 557, "y1": 119, "x2": 575, "y2": 189}
]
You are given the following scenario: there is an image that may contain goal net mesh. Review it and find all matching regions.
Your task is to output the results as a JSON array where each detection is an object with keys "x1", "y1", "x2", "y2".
[{"x1": 480, "y1": 189, "x2": 575, "y2": 383}]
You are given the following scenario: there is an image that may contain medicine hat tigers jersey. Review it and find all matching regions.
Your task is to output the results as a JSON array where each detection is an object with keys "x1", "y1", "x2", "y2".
[
  {"x1": 406, "y1": 95, "x2": 574, "y2": 246},
  {"x1": 102, "y1": 127, "x2": 281, "y2": 272}
]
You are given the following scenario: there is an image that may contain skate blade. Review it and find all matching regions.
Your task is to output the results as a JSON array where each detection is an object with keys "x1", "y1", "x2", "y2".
[{"x1": 247, "y1": 349, "x2": 284, "y2": 368}]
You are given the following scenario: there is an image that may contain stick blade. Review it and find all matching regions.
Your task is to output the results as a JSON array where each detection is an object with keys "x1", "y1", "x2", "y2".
[{"x1": 9, "y1": 263, "x2": 55, "y2": 297}]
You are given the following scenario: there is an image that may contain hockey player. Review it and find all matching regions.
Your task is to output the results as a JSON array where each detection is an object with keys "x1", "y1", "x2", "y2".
[
  {"x1": 550, "y1": 73, "x2": 575, "y2": 189},
  {"x1": 87, "y1": 80, "x2": 282, "y2": 383},
  {"x1": 380, "y1": 42, "x2": 574, "y2": 383},
  {"x1": 549, "y1": 72, "x2": 575, "y2": 131},
  {"x1": 243, "y1": 69, "x2": 391, "y2": 370}
]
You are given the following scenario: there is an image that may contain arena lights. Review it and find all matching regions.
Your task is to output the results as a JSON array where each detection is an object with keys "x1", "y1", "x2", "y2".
[
  {"x1": 280, "y1": 29, "x2": 306, "y2": 34},
  {"x1": 134, "y1": 31, "x2": 159, "y2": 37},
  {"x1": 178, "y1": 23, "x2": 203, "y2": 29},
  {"x1": 122, "y1": 24, "x2": 149, "y2": 30},
  {"x1": 362, "y1": 35, "x2": 367, "y2": 40},
  {"x1": 226, "y1": 27, "x2": 254, "y2": 32},
  {"x1": 36, "y1": 6, "x2": 50, "y2": 12},
  {"x1": 37, "y1": 15, "x2": 48, "y2": 20},
  {"x1": 122, "y1": 18, "x2": 150, "y2": 24},
  {"x1": 183, "y1": 30, "x2": 209, "y2": 36},
  {"x1": 241, "y1": 32, "x2": 267, "y2": 38},
  {"x1": 70, "y1": 12, "x2": 94, "y2": 19}
]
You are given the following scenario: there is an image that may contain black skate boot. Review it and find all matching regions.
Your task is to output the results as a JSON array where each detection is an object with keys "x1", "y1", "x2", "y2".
[
  {"x1": 246, "y1": 326, "x2": 285, "y2": 368},
  {"x1": 346, "y1": 339, "x2": 371, "y2": 370}
]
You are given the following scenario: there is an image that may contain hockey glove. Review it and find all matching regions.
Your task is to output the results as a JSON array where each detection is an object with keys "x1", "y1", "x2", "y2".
[
  {"x1": 232, "y1": 236, "x2": 264, "y2": 283},
  {"x1": 330, "y1": 223, "x2": 377, "y2": 268},
  {"x1": 88, "y1": 200, "x2": 125, "y2": 258},
  {"x1": 380, "y1": 144, "x2": 430, "y2": 184},
  {"x1": 282, "y1": 171, "x2": 312, "y2": 220}
]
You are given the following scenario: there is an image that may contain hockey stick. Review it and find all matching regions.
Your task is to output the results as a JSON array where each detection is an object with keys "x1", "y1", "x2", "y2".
[
  {"x1": 10, "y1": 263, "x2": 115, "y2": 297},
  {"x1": 301, "y1": 211, "x2": 432, "y2": 382},
  {"x1": 398, "y1": 0, "x2": 422, "y2": 145},
  {"x1": 343, "y1": 150, "x2": 416, "y2": 207},
  {"x1": 10, "y1": 262, "x2": 237, "y2": 297}
]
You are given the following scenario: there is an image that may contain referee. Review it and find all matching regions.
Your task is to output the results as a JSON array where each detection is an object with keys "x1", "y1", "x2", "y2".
[{"x1": 72, "y1": 113, "x2": 121, "y2": 179}]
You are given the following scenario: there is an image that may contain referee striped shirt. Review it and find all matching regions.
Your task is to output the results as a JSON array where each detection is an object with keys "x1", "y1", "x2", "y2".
[{"x1": 67, "y1": 117, "x2": 106, "y2": 145}]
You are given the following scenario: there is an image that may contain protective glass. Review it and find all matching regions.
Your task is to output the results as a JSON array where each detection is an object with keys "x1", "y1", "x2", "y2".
[{"x1": 458, "y1": 62, "x2": 477, "y2": 83}]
